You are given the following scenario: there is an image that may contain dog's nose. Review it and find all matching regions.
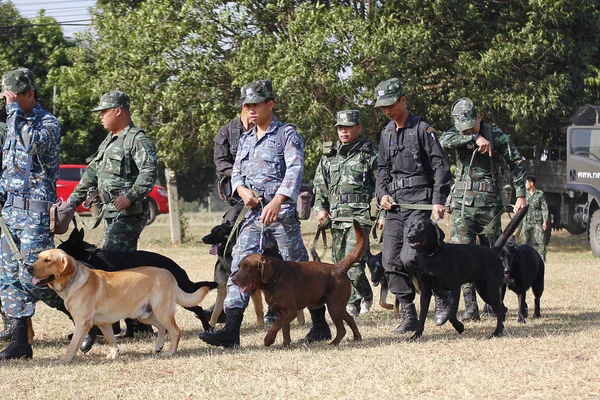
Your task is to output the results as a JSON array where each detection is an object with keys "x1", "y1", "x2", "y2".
[
  {"x1": 25, "y1": 264, "x2": 35, "y2": 274},
  {"x1": 230, "y1": 270, "x2": 238, "y2": 283}
]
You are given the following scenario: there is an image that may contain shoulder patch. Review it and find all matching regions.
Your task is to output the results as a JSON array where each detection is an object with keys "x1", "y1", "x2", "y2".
[{"x1": 427, "y1": 126, "x2": 437, "y2": 141}]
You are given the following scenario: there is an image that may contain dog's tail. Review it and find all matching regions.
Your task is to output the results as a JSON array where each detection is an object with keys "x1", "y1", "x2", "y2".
[
  {"x1": 492, "y1": 204, "x2": 529, "y2": 253},
  {"x1": 337, "y1": 219, "x2": 367, "y2": 272},
  {"x1": 175, "y1": 281, "x2": 218, "y2": 308}
]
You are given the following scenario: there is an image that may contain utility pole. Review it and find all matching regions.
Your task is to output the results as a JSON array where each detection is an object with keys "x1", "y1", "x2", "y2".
[{"x1": 165, "y1": 167, "x2": 181, "y2": 245}]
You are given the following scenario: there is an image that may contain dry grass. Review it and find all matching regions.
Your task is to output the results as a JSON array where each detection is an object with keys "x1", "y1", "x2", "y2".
[{"x1": 1, "y1": 213, "x2": 599, "y2": 399}]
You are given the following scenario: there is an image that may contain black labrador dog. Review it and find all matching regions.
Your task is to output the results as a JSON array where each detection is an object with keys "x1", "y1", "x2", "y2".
[
  {"x1": 365, "y1": 249, "x2": 399, "y2": 316},
  {"x1": 406, "y1": 218, "x2": 507, "y2": 339},
  {"x1": 499, "y1": 236, "x2": 545, "y2": 323},
  {"x1": 58, "y1": 228, "x2": 217, "y2": 333}
]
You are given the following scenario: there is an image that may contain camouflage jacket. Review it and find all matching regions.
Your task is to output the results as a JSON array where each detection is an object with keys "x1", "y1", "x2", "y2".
[
  {"x1": 68, "y1": 123, "x2": 158, "y2": 218},
  {"x1": 439, "y1": 123, "x2": 527, "y2": 207},
  {"x1": 313, "y1": 138, "x2": 377, "y2": 224},
  {"x1": 0, "y1": 102, "x2": 60, "y2": 203},
  {"x1": 524, "y1": 189, "x2": 548, "y2": 225},
  {"x1": 231, "y1": 116, "x2": 304, "y2": 219}
]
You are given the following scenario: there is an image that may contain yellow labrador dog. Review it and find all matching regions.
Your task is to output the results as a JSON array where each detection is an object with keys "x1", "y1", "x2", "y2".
[{"x1": 29, "y1": 249, "x2": 216, "y2": 364}]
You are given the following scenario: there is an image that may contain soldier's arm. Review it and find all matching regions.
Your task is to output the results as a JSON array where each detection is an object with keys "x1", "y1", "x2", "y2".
[
  {"x1": 495, "y1": 127, "x2": 527, "y2": 198},
  {"x1": 313, "y1": 156, "x2": 330, "y2": 213},
  {"x1": 439, "y1": 127, "x2": 474, "y2": 151},
  {"x1": 231, "y1": 135, "x2": 246, "y2": 195},
  {"x1": 541, "y1": 192, "x2": 549, "y2": 222},
  {"x1": 375, "y1": 130, "x2": 391, "y2": 200},
  {"x1": 68, "y1": 161, "x2": 99, "y2": 206},
  {"x1": 214, "y1": 124, "x2": 234, "y2": 177},
  {"x1": 423, "y1": 127, "x2": 452, "y2": 205},
  {"x1": 275, "y1": 127, "x2": 304, "y2": 202},
  {"x1": 124, "y1": 136, "x2": 158, "y2": 203},
  {"x1": 8, "y1": 104, "x2": 60, "y2": 154}
]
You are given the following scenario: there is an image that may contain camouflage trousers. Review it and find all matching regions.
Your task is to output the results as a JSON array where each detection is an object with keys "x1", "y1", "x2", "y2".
[
  {"x1": 0, "y1": 207, "x2": 63, "y2": 318},
  {"x1": 331, "y1": 223, "x2": 373, "y2": 306},
  {"x1": 450, "y1": 204, "x2": 501, "y2": 292},
  {"x1": 224, "y1": 210, "x2": 308, "y2": 311},
  {"x1": 522, "y1": 223, "x2": 546, "y2": 257},
  {"x1": 101, "y1": 213, "x2": 148, "y2": 252}
]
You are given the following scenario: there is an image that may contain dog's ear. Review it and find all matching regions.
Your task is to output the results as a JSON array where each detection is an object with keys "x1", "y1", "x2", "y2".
[
  {"x1": 433, "y1": 222, "x2": 445, "y2": 245},
  {"x1": 61, "y1": 254, "x2": 70, "y2": 272},
  {"x1": 258, "y1": 257, "x2": 274, "y2": 284}
]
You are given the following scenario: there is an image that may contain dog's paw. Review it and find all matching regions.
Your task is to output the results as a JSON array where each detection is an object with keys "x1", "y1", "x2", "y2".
[
  {"x1": 56, "y1": 357, "x2": 74, "y2": 365},
  {"x1": 263, "y1": 335, "x2": 276, "y2": 347},
  {"x1": 154, "y1": 346, "x2": 164, "y2": 353},
  {"x1": 517, "y1": 315, "x2": 527, "y2": 324},
  {"x1": 408, "y1": 331, "x2": 423, "y2": 342},
  {"x1": 489, "y1": 330, "x2": 504, "y2": 339}
]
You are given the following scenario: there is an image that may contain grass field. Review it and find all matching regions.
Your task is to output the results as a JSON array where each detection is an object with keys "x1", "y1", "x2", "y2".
[{"x1": 1, "y1": 212, "x2": 599, "y2": 399}]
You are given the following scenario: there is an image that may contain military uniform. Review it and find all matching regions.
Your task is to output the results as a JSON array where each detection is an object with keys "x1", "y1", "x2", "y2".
[
  {"x1": 68, "y1": 91, "x2": 158, "y2": 252},
  {"x1": 313, "y1": 110, "x2": 376, "y2": 311},
  {"x1": 522, "y1": 189, "x2": 548, "y2": 260},
  {"x1": 440, "y1": 98, "x2": 527, "y2": 319},
  {"x1": 374, "y1": 78, "x2": 451, "y2": 331},
  {"x1": 0, "y1": 69, "x2": 64, "y2": 321}
]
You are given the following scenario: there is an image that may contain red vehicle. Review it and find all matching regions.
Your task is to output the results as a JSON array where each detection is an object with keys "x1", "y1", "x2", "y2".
[{"x1": 57, "y1": 164, "x2": 169, "y2": 225}]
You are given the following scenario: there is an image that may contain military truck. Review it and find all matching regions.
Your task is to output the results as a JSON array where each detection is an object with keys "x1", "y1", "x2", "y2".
[{"x1": 526, "y1": 105, "x2": 600, "y2": 257}]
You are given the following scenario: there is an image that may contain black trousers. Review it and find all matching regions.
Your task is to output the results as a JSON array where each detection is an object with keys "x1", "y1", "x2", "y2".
[{"x1": 381, "y1": 207, "x2": 431, "y2": 304}]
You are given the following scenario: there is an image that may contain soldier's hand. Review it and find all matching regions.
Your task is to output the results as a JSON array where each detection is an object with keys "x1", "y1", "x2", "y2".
[
  {"x1": 381, "y1": 194, "x2": 396, "y2": 211},
  {"x1": 377, "y1": 218, "x2": 385, "y2": 230},
  {"x1": 432, "y1": 204, "x2": 445, "y2": 220},
  {"x1": 238, "y1": 186, "x2": 260, "y2": 208},
  {"x1": 542, "y1": 221, "x2": 548, "y2": 231},
  {"x1": 317, "y1": 210, "x2": 330, "y2": 225},
  {"x1": 513, "y1": 196, "x2": 526, "y2": 213},
  {"x1": 261, "y1": 195, "x2": 284, "y2": 225},
  {"x1": 1, "y1": 90, "x2": 17, "y2": 104},
  {"x1": 114, "y1": 195, "x2": 132, "y2": 211},
  {"x1": 475, "y1": 135, "x2": 492, "y2": 157}
]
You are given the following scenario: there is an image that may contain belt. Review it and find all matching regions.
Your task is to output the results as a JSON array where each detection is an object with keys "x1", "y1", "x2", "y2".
[
  {"x1": 454, "y1": 180, "x2": 496, "y2": 193},
  {"x1": 6, "y1": 194, "x2": 53, "y2": 212},
  {"x1": 389, "y1": 176, "x2": 432, "y2": 192},
  {"x1": 333, "y1": 193, "x2": 372, "y2": 204}
]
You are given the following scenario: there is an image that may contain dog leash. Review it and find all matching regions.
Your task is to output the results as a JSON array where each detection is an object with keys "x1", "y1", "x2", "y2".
[
  {"x1": 222, "y1": 189, "x2": 262, "y2": 267},
  {"x1": 0, "y1": 215, "x2": 25, "y2": 264}
]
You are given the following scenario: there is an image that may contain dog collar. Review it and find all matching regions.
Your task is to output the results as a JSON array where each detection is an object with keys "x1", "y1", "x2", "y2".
[
  {"x1": 427, "y1": 243, "x2": 444, "y2": 257},
  {"x1": 61, "y1": 263, "x2": 80, "y2": 291}
]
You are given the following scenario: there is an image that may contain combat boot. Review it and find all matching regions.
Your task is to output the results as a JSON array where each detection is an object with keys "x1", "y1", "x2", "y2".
[
  {"x1": 299, "y1": 306, "x2": 332, "y2": 344},
  {"x1": 462, "y1": 287, "x2": 480, "y2": 322},
  {"x1": 264, "y1": 306, "x2": 278, "y2": 325},
  {"x1": 0, "y1": 318, "x2": 33, "y2": 360},
  {"x1": 0, "y1": 312, "x2": 16, "y2": 342},
  {"x1": 202, "y1": 304, "x2": 226, "y2": 324},
  {"x1": 481, "y1": 303, "x2": 496, "y2": 319},
  {"x1": 80, "y1": 326, "x2": 100, "y2": 353},
  {"x1": 198, "y1": 308, "x2": 244, "y2": 348},
  {"x1": 433, "y1": 290, "x2": 450, "y2": 326},
  {"x1": 391, "y1": 303, "x2": 419, "y2": 334}
]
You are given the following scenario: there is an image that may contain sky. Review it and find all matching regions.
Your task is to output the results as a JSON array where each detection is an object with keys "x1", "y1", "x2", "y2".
[{"x1": 11, "y1": 0, "x2": 96, "y2": 38}]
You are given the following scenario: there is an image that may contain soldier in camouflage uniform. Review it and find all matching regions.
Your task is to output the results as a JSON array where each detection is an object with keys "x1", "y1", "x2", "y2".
[
  {"x1": 521, "y1": 175, "x2": 548, "y2": 261},
  {"x1": 199, "y1": 79, "x2": 309, "y2": 348},
  {"x1": 0, "y1": 68, "x2": 65, "y2": 360},
  {"x1": 440, "y1": 98, "x2": 527, "y2": 321},
  {"x1": 65, "y1": 90, "x2": 158, "y2": 352},
  {"x1": 0, "y1": 119, "x2": 7, "y2": 341},
  {"x1": 313, "y1": 110, "x2": 376, "y2": 317}
]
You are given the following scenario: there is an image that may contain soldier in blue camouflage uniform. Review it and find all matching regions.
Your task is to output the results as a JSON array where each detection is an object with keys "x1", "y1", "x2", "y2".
[
  {"x1": 440, "y1": 98, "x2": 527, "y2": 321},
  {"x1": 64, "y1": 90, "x2": 158, "y2": 352},
  {"x1": 375, "y1": 78, "x2": 452, "y2": 334},
  {"x1": 0, "y1": 119, "x2": 9, "y2": 340},
  {"x1": 313, "y1": 110, "x2": 377, "y2": 317},
  {"x1": 0, "y1": 68, "x2": 64, "y2": 360},
  {"x1": 199, "y1": 79, "x2": 309, "y2": 348},
  {"x1": 521, "y1": 175, "x2": 548, "y2": 261}
]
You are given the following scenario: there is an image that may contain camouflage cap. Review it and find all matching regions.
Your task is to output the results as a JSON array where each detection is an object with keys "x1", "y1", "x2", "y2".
[
  {"x1": 91, "y1": 90, "x2": 130, "y2": 112},
  {"x1": 241, "y1": 80, "x2": 274, "y2": 105},
  {"x1": 451, "y1": 98, "x2": 478, "y2": 131},
  {"x1": 238, "y1": 82, "x2": 253, "y2": 106},
  {"x1": 335, "y1": 110, "x2": 360, "y2": 127},
  {"x1": 1, "y1": 68, "x2": 37, "y2": 94},
  {"x1": 374, "y1": 78, "x2": 404, "y2": 108}
]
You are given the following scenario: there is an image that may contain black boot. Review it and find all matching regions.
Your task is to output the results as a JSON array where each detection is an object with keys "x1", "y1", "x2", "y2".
[
  {"x1": 198, "y1": 308, "x2": 244, "y2": 348},
  {"x1": 202, "y1": 304, "x2": 226, "y2": 324},
  {"x1": 80, "y1": 326, "x2": 101, "y2": 353},
  {"x1": 0, "y1": 318, "x2": 33, "y2": 360},
  {"x1": 433, "y1": 290, "x2": 450, "y2": 326},
  {"x1": 299, "y1": 306, "x2": 331, "y2": 344},
  {"x1": 481, "y1": 303, "x2": 496, "y2": 318},
  {"x1": 462, "y1": 287, "x2": 480, "y2": 322},
  {"x1": 0, "y1": 312, "x2": 15, "y2": 342},
  {"x1": 264, "y1": 307, "x2": 278, "y2": 325},
  {"x1": 391, "y1": 303, "x2": 419, "y2": 334}
]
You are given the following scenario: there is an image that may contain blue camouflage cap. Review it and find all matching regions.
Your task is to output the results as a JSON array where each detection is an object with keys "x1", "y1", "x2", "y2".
[
  {"x1": 91, "y1": 90, "x2": 131, "y2": 112},
  {"x1": 335, "y1": 110, "x2": 360, "y2": 127},
  {"x1": 2, "y1": 68, "x2": 37, "y2": 94},
  {"x1": 374, "y1": 78, "x2": 404, "y2": 107},
  {"x1": 241, "y1": 80, "x2": 274, "y2": 105},
  {"x1": 451, "y1": 98, "x2": 478, "y2": 131}
]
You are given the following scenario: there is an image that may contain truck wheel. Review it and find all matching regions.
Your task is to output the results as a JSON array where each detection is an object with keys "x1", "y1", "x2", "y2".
[
  {"x1": 146, "y1": 199, "x2": 158, "y2": 226},
  {"x1": 590, "y1": 210, "x2": 600, "y2": 258}
]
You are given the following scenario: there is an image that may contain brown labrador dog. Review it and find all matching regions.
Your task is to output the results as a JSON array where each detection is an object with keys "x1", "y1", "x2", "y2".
[
  {"x1": 231, "y1": 219, "x2": 366, "y2": 347},
  {"x1": 28, "y1": 249, "x2": 216, "y2": 363}
]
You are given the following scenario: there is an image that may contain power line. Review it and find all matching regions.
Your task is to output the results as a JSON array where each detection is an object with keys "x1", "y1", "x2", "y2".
[
  {"x1": 20, "y1": 11, "x2": 92, "y2": 18},
  {"x1": 0, "y1": 19, "x2": 91, "y2": 29},
  {"x1": 9, "y1": 0, "x2": 95, "y2": 6},
  {"x1": 18, "y1": 5, "x2": 91, "y2": 12}
]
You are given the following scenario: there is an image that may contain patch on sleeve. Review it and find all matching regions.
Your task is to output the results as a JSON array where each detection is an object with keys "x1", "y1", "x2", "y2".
[{"x1": 427, "y1": 126, "x2": 437, "y2": 141}]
